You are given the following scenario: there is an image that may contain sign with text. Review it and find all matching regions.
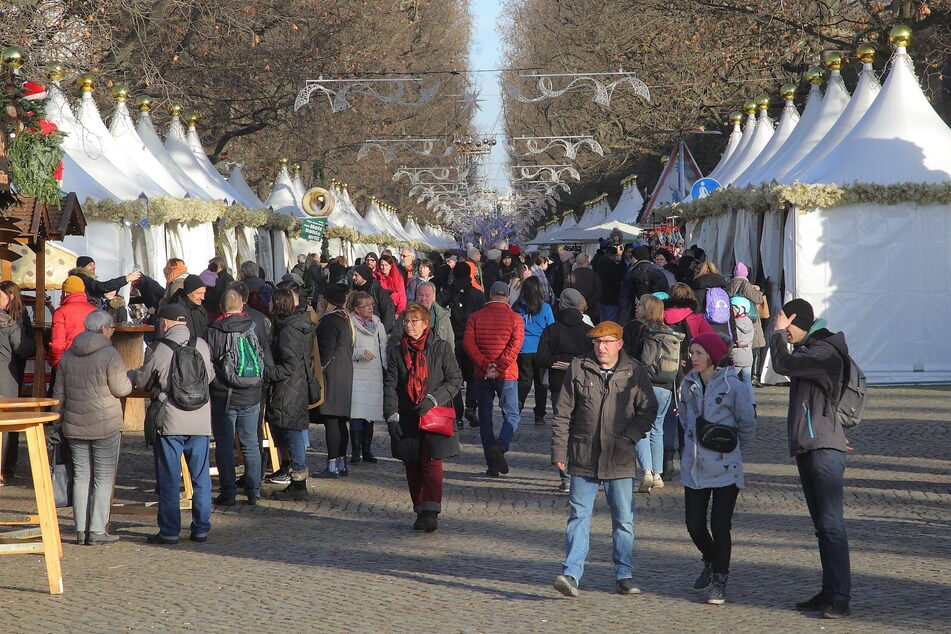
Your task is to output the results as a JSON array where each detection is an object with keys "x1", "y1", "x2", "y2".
[{"x1": 299, "y1": 218, "x2": 328, "y2": 241}]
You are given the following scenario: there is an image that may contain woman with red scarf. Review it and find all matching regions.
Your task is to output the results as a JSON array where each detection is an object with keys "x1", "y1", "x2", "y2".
[
  {"x1": 384, "y1": 303, "x2": 462, "y2": 532},
  {"x1": 375, "y1": 254, "x2": 408, "y2": 315}
]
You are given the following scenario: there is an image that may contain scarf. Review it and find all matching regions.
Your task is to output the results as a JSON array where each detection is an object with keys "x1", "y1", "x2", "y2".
[
  {"x1": 165, "y1": 262, "x2": 187, "y2": 284},
  {"x1": 401, "y1": 327, "x2": 431, "y2": 405}
]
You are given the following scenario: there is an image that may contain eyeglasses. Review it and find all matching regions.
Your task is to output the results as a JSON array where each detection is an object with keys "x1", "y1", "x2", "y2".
[
  {"x1": 592, "y1": 338, "x2": 620, "y2": 346},
  {"x1": 405, "y1": 318, "x2": 425, "y2": 325}
]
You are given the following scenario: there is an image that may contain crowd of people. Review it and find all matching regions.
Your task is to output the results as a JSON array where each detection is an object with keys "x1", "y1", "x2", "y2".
[{"x1": 0, "y1": 234, "x2": 855, "y2": 618}]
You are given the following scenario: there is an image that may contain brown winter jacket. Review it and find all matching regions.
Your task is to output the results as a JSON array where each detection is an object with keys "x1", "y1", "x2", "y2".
[
  {"x1": 463, "y1": 300, "x2": 524, "y2": 380},
  {"x1": 551, "y1": 351, "x2": 658, "y2": 480},
  {"x1": 53, "y1": 331, "x2": 132, "y2": 440}
]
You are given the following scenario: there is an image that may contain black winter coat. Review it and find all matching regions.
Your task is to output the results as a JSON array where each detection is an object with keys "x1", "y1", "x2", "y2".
[
  {"x1": 173, "y1": 293, "x2": 209, "y2": 339},
  {"x1": 595, "y1": 258, "x2": 625, "y2": 305},
  {"x1": 448, "y1": 280, "x2": 486, "y2": 343},
  {"x1": 316, "y1": 309, "x2": 354, "y2": 419},
  {"x1": 566, "y1": 267, "x2": 602, "y2": 314},
  {"x1": 536, "y1": 308, "x2": 592, "y2": 396},
  {"x1": 266, "y1": 310, "x2": 314, "y2": 430},
  {"x1": 206, "y1": 312, "x2": 263, "y2": 407},
  {"x1": 618, "y1": 260, "x2": 669, "y2": 325},
  {"x1": 384, "y1": 334, "x2": 462, "y2": 462},
  {"x1": 354, "y1": 279, "x2": 396, "y2": 334}
]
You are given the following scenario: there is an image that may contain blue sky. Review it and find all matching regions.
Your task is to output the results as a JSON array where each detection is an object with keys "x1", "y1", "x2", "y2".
[{"x1": 469, "y1": 0, "x2": 509, "y2": 191}]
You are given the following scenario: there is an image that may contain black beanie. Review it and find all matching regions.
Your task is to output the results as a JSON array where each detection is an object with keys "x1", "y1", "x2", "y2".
[
  {"x1": 781, "y1": 298, "x2": 815, "y2": 331},
  {"x1": 76, "y1": 256, "x2": 94, "y2": 268},
  {"x1": 632, "y1": 246, "x2": 651, "y2": 261},
  {"x1": 354, "y1": 265, "x2": 373, "y2": 283},
  {"x1": 183, "y1": 274, "x2": 205, "y2": 294}
]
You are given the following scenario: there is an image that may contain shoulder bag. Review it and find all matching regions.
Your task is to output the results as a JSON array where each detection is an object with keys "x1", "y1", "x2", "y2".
[{"x1": 418, "y1": 405, "x2": 455, "y2": 436}]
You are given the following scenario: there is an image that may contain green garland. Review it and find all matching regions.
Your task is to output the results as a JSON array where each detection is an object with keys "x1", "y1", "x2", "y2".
[
  {"x1": 8, "y1": 121, "x2": 65, "y2": 204},
  {"x1": 81, "y1": 196, "x2": 302, "y2": 233},
  {"x1": 656, "y1": 181, "x2": 951, "y2": 220}
]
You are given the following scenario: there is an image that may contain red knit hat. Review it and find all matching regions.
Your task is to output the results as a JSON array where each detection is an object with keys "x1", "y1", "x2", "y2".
[
  {"x1": 509, "y1": 244, "x2": 521, "y2": 256},
  {"x1": 691, "y1": 332, "x2": 729, "y2": 366}
]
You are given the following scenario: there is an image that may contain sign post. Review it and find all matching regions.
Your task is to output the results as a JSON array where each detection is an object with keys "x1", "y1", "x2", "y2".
[{"x1": 690, "y1": 177, "x2": 721, "y2": 200}]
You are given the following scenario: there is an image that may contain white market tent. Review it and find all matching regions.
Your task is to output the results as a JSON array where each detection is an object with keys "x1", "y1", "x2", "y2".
[
  {"x1": 579, "y1": 177, "x2": 644, "y2": 243},
  {"x1": 108, "y1": 97, "x2": 188, "y2": 198},
  {"x1": 733, "y1": 91, "x2": 801, "y2": 188},
  {"x1": 541, "y1": 211, "x2": 580, "y2": 243},
  {"x1": 227, "y1": 165, "x2": 267, "y2": 209},
  {"x1": 403, "y1": 218, "x2": 430, "y2": 245},
  {"x1": 716, "y1": 105, "x2": 774, "y2": 186},
  {"x1": 712, "y1": 107, "x2": 757, "y2": 184},
  {"x1": 135, "y1": 105, "x2": 211, "y2": 199},
  {"x1": 707, "y1": 116, "x2": 743, "y2": 182},
  {"x1": 552, "y1": 195, "x2": 611, "y2": 242}
]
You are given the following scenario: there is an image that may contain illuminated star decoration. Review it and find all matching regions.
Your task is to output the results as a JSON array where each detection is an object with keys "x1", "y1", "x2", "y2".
[{"x1": 457, "y1": 87, "x2": 483, "y2": 115}]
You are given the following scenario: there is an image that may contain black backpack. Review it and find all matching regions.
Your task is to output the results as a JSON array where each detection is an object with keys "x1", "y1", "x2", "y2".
[
  {"x1": 158, "y1": 336, "x2": 210, "y2": 411},
  {"x1": 834, "y1": 353, "x2": 868, "y2": 428}
]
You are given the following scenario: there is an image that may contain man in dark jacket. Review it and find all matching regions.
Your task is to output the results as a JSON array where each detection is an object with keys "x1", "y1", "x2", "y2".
[
  {"x1": 595, "y1": 246, "x2": 625, "y2": 323},
  {"x1": 352, "y1": 264, "x2": 395, "y2": 334},
  {"x1": 206, "y1": 289, "x2": 266, "y2": 506},
  {"x1": 566, "y1": 253, "x2": 602, "y2": 322},
  {"x1": 770, "y1": 298, "x2": 852, "y2": 620},
  {"x1": 481, "y1": 249, "x2": 502, "y2": 291},
  {"x1": 618, "y1": 246, "x2": 668, "y2": 326},
  {"x1": 447, "y1": 262, "x2": 486, "y2": 426},
  {"x1": 173, "y1": 275, "x2": 209, "y2": 339},
  {"x1": 72, "y1": 256, "x2": 141, "y2": 303},
  {"x1": 550, "y1": 320, "x2": 657, "y2": 598}
]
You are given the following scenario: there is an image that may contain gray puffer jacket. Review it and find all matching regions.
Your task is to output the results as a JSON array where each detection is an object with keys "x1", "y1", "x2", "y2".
[
  {"x1": 551, "y1": 352, "x2": 657, "y2": 480},
  {"x1": 53, "y1": 331, "x2": 132, "y2": 440},
  {"x1": 679, "y1": 368, "x2": 756, "y2": 489},
  {"x1": 133, "y1": 324, "x2": 214, "y2": 436}
]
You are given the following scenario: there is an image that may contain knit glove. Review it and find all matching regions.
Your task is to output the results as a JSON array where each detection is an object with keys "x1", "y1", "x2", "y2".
[
  {"x1": 414, "y1": 394, "x2": 439, "y2": 416},
  {"x1": 386, "y1": 413, "x2": 402, "y2": 439}
]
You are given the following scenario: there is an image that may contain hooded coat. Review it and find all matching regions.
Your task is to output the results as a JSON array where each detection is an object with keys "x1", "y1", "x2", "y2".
[
  {"x1": 266, "y1": 309, "x2": 315, "y2": 430},
  {"x1": 315, "y1": 308, "x2": 354, "y2": 418},
  {"x1": 206, "y1": 312, "x2": 264, "y2": 407},
  {"x1": 535, "y1": 308, "x2": 592, "y2": 396},
  {"x1": 679, "y1": 368, "x2": 756, "y2": 489},
  {"x1": 50, "y1": 292, "x2": 96, "y2": 367},
  {"x1": 349, "y1": 311, "x2": 387, "y2": 421},
  {"x1": 769, "y1": 328, "x2": 849, "y2": 457},
  {"x1": 53, "y1": 331, "x2": 132, "y2": 439}
]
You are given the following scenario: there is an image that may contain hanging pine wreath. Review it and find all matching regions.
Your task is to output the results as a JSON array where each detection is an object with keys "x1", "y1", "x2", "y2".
[{"x1": 6, "y1": 84, "x2": 66, "y2": 204}]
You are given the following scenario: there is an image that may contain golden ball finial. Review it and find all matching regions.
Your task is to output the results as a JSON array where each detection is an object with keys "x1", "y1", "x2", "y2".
[
  {"x1": 728, "y1": 111, "x2": 743, "y2": 125},
  {"x1": 169, "y1": 102, "x2": 183, "y2": 117},
  {"x1": 112, "y1": 85, "x2": 130, "y2": 102},
  {"x1": 755, "y1": 94, "x2": 769, "y2": 111},
  {"x1": 806, "y1": 66, "x2": 825, "y2": 85},
  {"x1": 278, "y1": 157, "x2": 288, "y2": 167},
  {"x1": 889, "y1": 25, "x2": 912, "y2": 48},
  {"x1": 1, "y1": 47, "x2": 25, "y2": 70},
  {"x1": 743, "y1": 99, "x2": 757, "y2": 115},
  {"x1": 134, "y1": 95, "x2": 153, "y2": 112},
  {"x1": 660, "y1": 155, "x2": 669, "y2": 165},
  {"x1": 780, "y1": 83, "x2": 797, "y2": 101},
  {"x1": 77, "y1": 73, "x2": 95, "y2": 92},
  {"x1": 291, "y1": 163, "x2": 301, "y2": 173},
  {"x1": 822, "y1": 51, "x2": 843, "y2": 71},
  {"x1": 47, "y1": 61, "x2": 67, "y2": 82},
  {"x1": 856, "y1": 44, "x2": 876, "y2": 64},
  {"x1": 184, "y1": 112, "x2": 199, "y2": 126}
]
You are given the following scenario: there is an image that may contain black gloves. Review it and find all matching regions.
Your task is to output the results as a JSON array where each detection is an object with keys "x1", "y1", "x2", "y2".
[
  {"x1": 387, "y1": 414, "x2": 402, "y2": 439},
  {"x1": 414, "y1": 394, "x2": 438, "y2": 416}
]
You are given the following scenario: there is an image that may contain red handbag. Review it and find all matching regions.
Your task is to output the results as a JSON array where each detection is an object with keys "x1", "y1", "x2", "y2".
[{"x1": 418, "y1": 405, "x2": 456, "y2": 436}]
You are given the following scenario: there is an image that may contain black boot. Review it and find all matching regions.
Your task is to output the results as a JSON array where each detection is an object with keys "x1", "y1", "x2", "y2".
[
  {"x1": 661, "y1": 450, "x2": 676, "y2": 481},
  {"x1": 350, "y1": 430, "x2": 362, "y2": 464},
  {"x1": 271, "y1": 478, "x2": 310, "y2": 501},
  {"x1": 362, "y1": 423, "x2": 377, "y2": 463},
  {"x1": 421, "y1": 510, "x2": 439, "y2": 533}
]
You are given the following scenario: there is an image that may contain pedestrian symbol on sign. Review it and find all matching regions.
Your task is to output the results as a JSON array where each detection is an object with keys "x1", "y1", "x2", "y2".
[{"x1": 690, "y1": 178, "x2": 721, "y2": 200}]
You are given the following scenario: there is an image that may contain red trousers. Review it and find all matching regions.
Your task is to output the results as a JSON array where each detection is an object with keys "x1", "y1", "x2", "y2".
[{"x1": 404, "y1": 441, "x2": 444, "y2": 513}]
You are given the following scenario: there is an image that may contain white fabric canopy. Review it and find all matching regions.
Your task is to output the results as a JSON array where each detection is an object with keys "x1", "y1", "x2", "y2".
[
  {"x1": 109, "y1": 101, "x2": 188, "y2": 197},
  {"x1": 227, "y1": 165, "x2": 266, "y2": 208},
  {"x1": 733, "y1": 97, "x2": 800, "y2": 188}
]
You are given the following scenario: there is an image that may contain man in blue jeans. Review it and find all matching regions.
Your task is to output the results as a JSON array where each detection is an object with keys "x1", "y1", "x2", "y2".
[
  {"x1": 206, "y1": 290, "x2": 267, "y2": 506},
  {"x1": 771, "y1": 298, "x2": 853, "y2": 619},
  {"x1": 550, "y1": 321, "x2": 657, "y2": 597},
  {"x1": 133, "y1": 304, "x2": 215, "y2": 544},
  {"x1": 463, "y1": 281, "x2": 524, "y2": 476}
]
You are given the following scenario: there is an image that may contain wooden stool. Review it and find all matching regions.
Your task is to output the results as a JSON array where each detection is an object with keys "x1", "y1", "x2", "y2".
[{"x1": 0, "y1": 410, "x2": 64, "y2": 594}]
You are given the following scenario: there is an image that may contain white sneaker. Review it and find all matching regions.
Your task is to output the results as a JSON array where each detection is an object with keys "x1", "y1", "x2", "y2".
[
  {"x1": 652, "y1": 473, "x2": 664, "y2": 489},
  {"x1": 637, "y1": 472, "x2": 653, "y2": 493}
]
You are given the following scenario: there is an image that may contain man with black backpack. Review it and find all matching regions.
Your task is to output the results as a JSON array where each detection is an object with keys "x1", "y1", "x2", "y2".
[
  {"x1": 618, "y1": 246, "x2": 668, "y2": 326},
  {"x1": 133, "y1": 304, "x2": 214, "y2": 545},
  {"x1": 206, "y1": 289, "x2": 268, "y2": 506},
  {"x1": 770, "y1": 298, "x2": 854, "y2": 620}
]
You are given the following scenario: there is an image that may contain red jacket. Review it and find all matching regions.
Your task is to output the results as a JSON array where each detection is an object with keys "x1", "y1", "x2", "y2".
[
  {"x1": 463, "y1": 301, "x2": 524, "y2": 380},
  {"x1": 50, "y1": 292, "x2": 96, "y2": 367}
]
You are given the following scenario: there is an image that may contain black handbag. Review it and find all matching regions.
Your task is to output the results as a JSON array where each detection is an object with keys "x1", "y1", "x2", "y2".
[{"x1": 695, "y1": 415, "x2": 738, "y2": 454}]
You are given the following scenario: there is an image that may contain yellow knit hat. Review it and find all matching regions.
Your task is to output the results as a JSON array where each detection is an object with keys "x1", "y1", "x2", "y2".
[{"x1": 62, "y1": 275, "x2": 85, "y2": 294}]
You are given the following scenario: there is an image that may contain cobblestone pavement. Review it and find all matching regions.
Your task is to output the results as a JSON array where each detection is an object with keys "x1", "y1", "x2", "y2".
[{"x1": 0, "y1": 384, "x2": 948, "y2": 633}]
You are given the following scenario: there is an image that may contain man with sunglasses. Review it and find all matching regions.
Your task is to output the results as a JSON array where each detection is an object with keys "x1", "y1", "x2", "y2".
[{"x1": 551, "y1": 320, "x2": 657, "y2": 598}]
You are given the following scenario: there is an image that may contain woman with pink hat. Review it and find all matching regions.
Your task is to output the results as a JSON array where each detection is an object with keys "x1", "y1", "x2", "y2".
[{"x1": 678, "y1": 332, "x2": 756, "y2": 606}]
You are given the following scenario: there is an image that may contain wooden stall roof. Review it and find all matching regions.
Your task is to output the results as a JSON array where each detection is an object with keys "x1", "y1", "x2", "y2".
[{"x1": 2, "y1": 192, "x2": 85, "y2": 245}]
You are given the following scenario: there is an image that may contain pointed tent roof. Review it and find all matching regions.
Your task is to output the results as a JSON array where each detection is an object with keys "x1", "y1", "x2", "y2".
[
  {"x1": 44, "y1": 84, "x2": 143, "y2": 201},
  {"x1": 798, "y1": 46, "x2": 951, "y2": 185},
  {"x1": 608, "y1": 176, "x2": 645, "y2": 224},
  {"x1": 717, "y1": 107, "x2": 774, "y2": 186},
  {"x1": 108, "y1": 100, "x2": 188, "y2": 197},
  {"x1": 786, "y1": 61, "x2": 880, "y2": 182},
  {"x1": 165, "y1": 116, "x2": 235, "y2": 202},
  {"x1": 707, "y1": 119, "x2": 743, "y2": 182},
  {"x1": 364, "y1": 200, "x2": 399, "y2": 239},
  {"x1": 640, "y1": 140, "x2": 703, "y2": 222},
  {"x1": 290, "y1": 170, "x2": 307, "y2": 206},
  {"x1": 382, "y1": 207, "x2": 415, "y2": 242},
  {"x1": 543, "y1": 211, "x2": 581, "y2": 242},
  {"x1": 404, "y1": 218, "x2": 430, "y2": 245},
  {"x1": 555, "y1": 196, "x2": 611, "y2": 241},
  {"x1": 264, "y1": 165, "x2": 303, "y2": 216},
  {"x1": 135, "y1": 108, "x2": 211, "y2": 199},
  {"x1": 713, "y1": 110, "x2": 757, "y2": 182},
  {"x1": 184, "y1": 121, "x2": 254, "y2": 205},
  {"x1": 733, "y1": 94, "x2": 800, "y2": 187},
  {"x1": 74, "y1": 89, "x2": 170, "y2": 198},
  {"x1": 326, "y1": 185, "x2": 379, "y2": 236},
  {"x1": 227, "y1": 165, "x2": 266, "y2": 208}
]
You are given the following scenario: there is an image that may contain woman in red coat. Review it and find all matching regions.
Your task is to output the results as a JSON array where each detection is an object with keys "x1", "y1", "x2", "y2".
[
  {"x1": 50, "y1": 275, "x2": 96, "y2": 368},
  {"x1": 375, "y1": 254, "x2": 408, "y2": 315}
]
